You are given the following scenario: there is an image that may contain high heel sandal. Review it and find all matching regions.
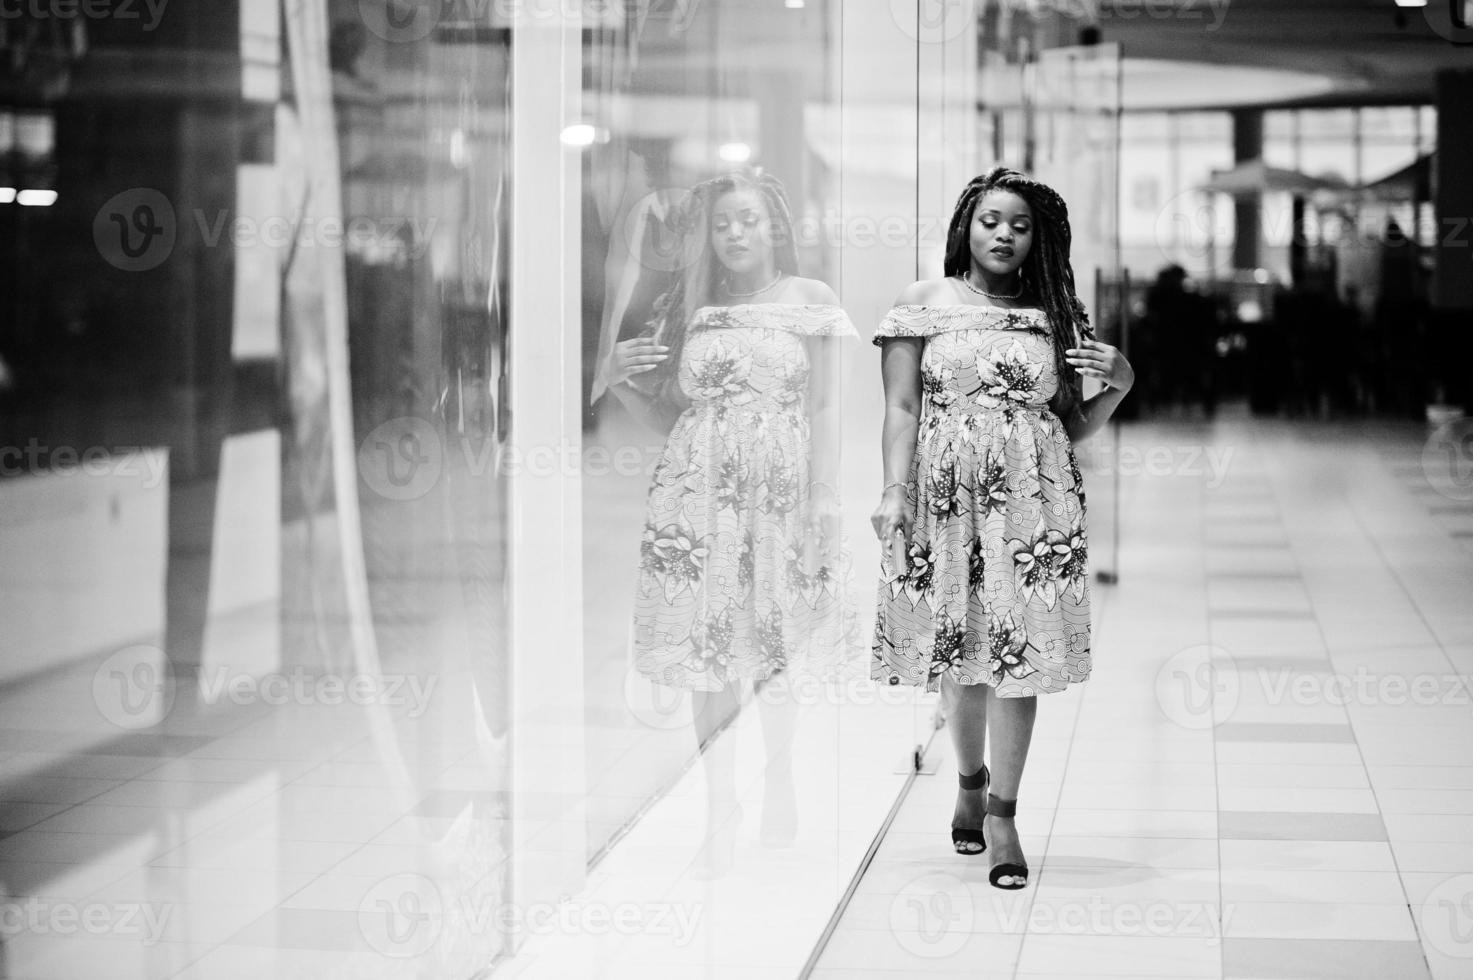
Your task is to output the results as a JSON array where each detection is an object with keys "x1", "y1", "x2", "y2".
[
  {"x1": 985, "y1": 793, "x2": 1028, "y2": 889},
  {"x1": 950, "y1": 763, "x2": 989, "y2": 855}
]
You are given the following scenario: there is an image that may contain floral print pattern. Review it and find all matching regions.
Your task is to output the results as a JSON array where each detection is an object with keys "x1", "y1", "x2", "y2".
[
  {"x1": 634, "y1": 303, "x2": 861, "y2": 691},
  {"x1": 871, "y1": 304, "x2": 1091, "y2": 697}
]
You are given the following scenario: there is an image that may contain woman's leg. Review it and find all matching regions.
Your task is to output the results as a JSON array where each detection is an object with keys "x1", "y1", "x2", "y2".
[
  {"x1": 941, "y1": 673, "x2": 990, "y2": 847},
  {"x1": 691, "y1": 683, "x2": 743, "y2": 876},
  {"x1": 984, "y1": 688, "x2": 1037, "y2": 882},
  {"x1": 755, "y1": 670, "x2": 800, "y2": 844}
]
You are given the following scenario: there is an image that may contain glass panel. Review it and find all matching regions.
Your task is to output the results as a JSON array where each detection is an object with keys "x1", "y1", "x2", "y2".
[
  {"x1": 1033, "y1": 41, "x2": 1123, "y2": 584},
  {"x1": 0, "y1": 2, "x2": 516, "y2": 975}
]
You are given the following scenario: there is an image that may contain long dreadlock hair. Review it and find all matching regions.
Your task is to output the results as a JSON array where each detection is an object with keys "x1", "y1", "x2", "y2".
[
  {"x1": 640, "y1": 167, "x2": 801, "y2": 410},
  {"x1": 942, "y1": 166, "x2": 1095, "y2": 422}
]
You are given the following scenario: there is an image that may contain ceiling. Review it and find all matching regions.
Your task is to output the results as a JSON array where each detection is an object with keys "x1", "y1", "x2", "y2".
[{"x1": 1096, "y1": 0, "x2": 1473, "y2": 108}]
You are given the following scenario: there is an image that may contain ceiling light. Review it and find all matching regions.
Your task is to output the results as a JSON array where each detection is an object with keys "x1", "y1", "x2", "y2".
[
  {"x1": 1394, "y1": 0, "x2": 1426, "y2": 7},
  {"x1": 560, "y1": 123, "x2": 608, "y2": 147},
  {"x1": 17, "y1": 189, "x2": 57, "y2": 207},
  {"x1": 0, "y1": 188, "x2": 16, "y2": 205},
  {"x1": 718, "y1": 141, "x2": 751, "y2": 163}
]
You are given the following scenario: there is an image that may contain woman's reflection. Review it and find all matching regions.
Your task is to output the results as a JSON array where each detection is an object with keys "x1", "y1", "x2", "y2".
[{"x1": 604, "y1": 167, "x2": 857, "y2": 876}]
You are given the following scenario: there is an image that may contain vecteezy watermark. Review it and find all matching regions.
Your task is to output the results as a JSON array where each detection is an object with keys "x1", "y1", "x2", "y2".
[
  {"x1": 1420, "y1": 0, "x2": 1473, "y2": 44},
  {"x1": 193, "y1": 667, "x2": 440, "y2": 719},
  {"x1": 1251, "y1": 666, "x2": 1473, "y2": 709},
  {"x1": 93, "y1": 188, "x2": 437, "y2": 272},
  {"x1": 1076, "y1": 0, "x2": 1229, "y2": 31},
  {"x1": 1423, "y1": 418, "x2": 1473, "y2": 502},
  {"x1": 358, "y1": 873, "x2": 703, "y2": 958},
  {"x1": 1154, "y1": 186, "x2": 1472, "y2": 264},
  {"x1": 995, "y1": 895, "x2": 1234, "y2": 942},
  {"x1": 622, "y1": 663, "x2": 918, "y2": 731},
  {"x1": 1155, "y1": 644, "x2": 1239, "y2": 729},
  {"x1": 1422, "y1": 874, "x2": 1473, "y2": 959},
  {"x1": 888, "y1": 872, "x2": 974, "y2": 958},
  {"x1": 94, "y1": 189, "x2": 177, "y2": 273},
  {"x1": 0, "y1": 0, "x2": 169, "y2": 30},
  {"x1": 0, "y1": 898, "x2": 174, "y2": 945},
  {"x1": 627, "y1": 194, "x2": 954, "y2": 275},
  {"x1": 0, "y1": 440, "x2": 168, "y2": 489},
  {"x1": 1075, "y1": 441, "x2": 1236, "y2": 489},
  {"x1": 357, "y1": 0, "x2": 700, "y2": 44},
  {"x1": 889, "y1": 0, "x2": 975, "y2": 44},
  {"x1": 888, "y1": 874, "x2": 1234, "y2": 949},
  {"x1": 889, "y1": 0, "x2": 1230, "y2": 44},
  {"x1": 92, "y1": 645, "x2": 441, "y2": 730},
  {"x1": 357, "y1": 416, "x2": 666, "y2": 502}
]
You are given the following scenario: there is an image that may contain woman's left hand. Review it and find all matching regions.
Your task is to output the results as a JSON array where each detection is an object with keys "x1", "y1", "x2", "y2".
[
  {"x1": 804, "y1": 492, "x2": 843, "y2": 572},
  {"x1": 1065, "y1": 339, "x2": 1135, "y2": 392}
]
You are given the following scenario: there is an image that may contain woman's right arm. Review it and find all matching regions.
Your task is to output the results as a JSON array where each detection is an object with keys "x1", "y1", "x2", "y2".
[
  {"x1": 871, "y1": 337, "x2": 924, "y2": 549},
  {"x1": 605, "y1": 337, "x2": 685, "y2": 434}
]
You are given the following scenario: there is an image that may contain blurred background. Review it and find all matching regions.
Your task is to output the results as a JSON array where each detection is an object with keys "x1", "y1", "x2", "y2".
[{"x1": 0, "y1": 1, "x2": 1470, "y2": 978}]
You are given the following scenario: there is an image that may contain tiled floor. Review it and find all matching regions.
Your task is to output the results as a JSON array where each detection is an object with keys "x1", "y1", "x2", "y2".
[
  {"x1": 811, "y1": 407, "x2": 1473, "y2": 979},
  {"x1": 2, "y1": 404, "x2": 1472, "y2": 979}
]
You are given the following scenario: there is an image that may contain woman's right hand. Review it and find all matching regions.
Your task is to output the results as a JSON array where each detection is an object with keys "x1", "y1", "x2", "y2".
[
  {"x1": 871, "y1": 484, "x2": 912, "y2": 573},
  {"x1": 609, "y1": 337, "x2": 670, "y2": 388}
]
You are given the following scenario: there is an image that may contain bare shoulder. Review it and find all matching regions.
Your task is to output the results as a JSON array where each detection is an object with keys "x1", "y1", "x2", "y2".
[
  {"x1": 784, "y1": 276, "x2": 841, "y2": 306},
  {"x1": 893, "y1": 278, "x2": 953, "y2": 306}
]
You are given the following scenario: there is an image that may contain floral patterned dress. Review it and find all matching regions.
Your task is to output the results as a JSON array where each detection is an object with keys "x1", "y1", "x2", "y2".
[
  {"x1": 871, "y1": 304, "x2": 1091, "y2": 697},
  {"x1": 634, "y1": 303, "x2": 860, "y2": 691}
]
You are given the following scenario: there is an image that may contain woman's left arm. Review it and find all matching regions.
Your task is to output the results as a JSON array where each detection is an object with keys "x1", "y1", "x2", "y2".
[
  {"x1": 806, "y1": 333, "x2": 843, "y2": 493},
  {"x1": 1060, "y1": 338, "x2": 1135, "y2": 443}
]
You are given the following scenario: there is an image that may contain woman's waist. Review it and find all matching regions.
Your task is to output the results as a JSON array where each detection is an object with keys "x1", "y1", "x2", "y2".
[
  {"x1": 924, "y1": 400, "x2": 1057, "y2": 418},
  {"x1": 683, "y1": 398, "x2": 807, "y2": 416}
]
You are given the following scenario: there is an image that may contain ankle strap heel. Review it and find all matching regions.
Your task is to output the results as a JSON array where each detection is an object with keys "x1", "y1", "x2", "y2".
[
  {"x1": 950, "y1": 763, "x2": 989, "y2": 855},
  {"x1": 984, "y1": 793, "x2": 1028, "y2": 889}
]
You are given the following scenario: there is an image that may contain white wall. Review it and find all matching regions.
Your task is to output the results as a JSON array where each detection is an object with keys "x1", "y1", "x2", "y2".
[{"x1": 0, "y1": 449, "x2": 169, "y2": 686}]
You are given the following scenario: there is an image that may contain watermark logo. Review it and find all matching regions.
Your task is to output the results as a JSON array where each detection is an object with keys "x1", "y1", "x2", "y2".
[
  {"x1": 0, "y1": 0, "x2": 170, "y2": 30},
  {"x1": 623, "y1": 664, "x2": 690, "y2": 731},
  {"x1": 359, "y1": 873, "x2": 703, "y2": 957},
  {"x1": 0, "y1": 897, "x2": 174, "y2": 944},
  {"x1": 94, "y1": 188, "x2": 437, "y2": 272},
  {"x1": 93, "y1": 645, "x2": 176, "y2": 731},
  {"x1": 890, "y1": 0, "x2": 974, "y2": 44},
  {"x1": 1423, "y1": 418, "x2": 1473, "y2": 502},
  {"x1": 1421, "y1": 0, "x2": 1473, "y2": 44},
  {"x1": 358, "y1": 0, "x2": 703, "y2": 44},
  {"x1": 94, "y1": 189, "x2": 177, "y2": 273},
  {"x1": 624, "y1": 187, "x2": 704, "y2": 275},
  {"x1": 888, "y1": 872, "x2": 973, "y2": 958},
  {"x1": 1155, "y1": 644, "x2": 1238, "y2": 729},
  {"x1": 359, "y1": 416, "x2": 444, "y2": 502},
  {"x1": 359, "y1": 0, "x2": 441, "y2": 43},
  {"x1": 356, "y1": 419, "x2": 664, "y2": 502},
  {"x1": 360, "y1": 873, "x2": 444, "y2": 958},
  {"x1": 1075, "y1": 441, "x2": 1236, "y2": 488},
  {"x1": 91, "y1": 647, "x2": 441, "y2": 730},
  {"x1": 1153, "y1": 187, "x2": 1229, "y2": 264},
  {"x1": 1421, "y1": 874, "x2": 1473, "y2": 958},
  {"x1": 996, "y1": 895, "x2": 1233, "y2": 941},
  {"x1": 0, "y1": 441, "x2": 169, "y2": 489}
]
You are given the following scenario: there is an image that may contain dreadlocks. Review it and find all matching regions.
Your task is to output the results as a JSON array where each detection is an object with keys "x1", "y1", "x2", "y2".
[
  {"x1": 641, "y1": 167, "x2": 801, "y2": 410},
  {"x1": 943, "y1": 166, "x2": 1096, "y2": 423}
]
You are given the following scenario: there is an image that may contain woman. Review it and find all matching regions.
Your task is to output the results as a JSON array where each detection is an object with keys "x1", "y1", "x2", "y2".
[
  {"x1": 870, "y1": 167, "x2": 1133, "y2": 889},
  {"x1": 605, "y1": 168, "x2": 858, "y2": 871}
]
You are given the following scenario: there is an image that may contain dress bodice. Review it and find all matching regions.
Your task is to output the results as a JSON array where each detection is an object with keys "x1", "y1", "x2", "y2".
[
  {"x1": 874, "y1": 304, "x2": 1061, "y2": 414},
  {"x1": 679, "y1": 303, "x2": 857, "y2": 414}
]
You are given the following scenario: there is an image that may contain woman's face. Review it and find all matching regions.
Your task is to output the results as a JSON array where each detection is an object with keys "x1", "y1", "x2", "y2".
[
  {"x1": 969, "y1": 189, "x2": 1034, "y2": 280},
  {"x1": 709, "y1": 188, "x2": 775, "y2": 276}
]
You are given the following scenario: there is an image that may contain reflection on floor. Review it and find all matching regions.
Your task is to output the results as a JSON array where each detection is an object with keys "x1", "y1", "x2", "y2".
[{"x1": 1, "y1": 404, "x2": 1471, "y2": 979}]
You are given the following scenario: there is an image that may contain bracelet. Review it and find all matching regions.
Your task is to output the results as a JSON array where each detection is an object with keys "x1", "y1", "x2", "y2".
[
  {"x1": 882, "y1": 480, "x2": 908, "y2": 494},
  {"x1": 809, "y1": 481, "x2": 840, "y2": 499}
]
